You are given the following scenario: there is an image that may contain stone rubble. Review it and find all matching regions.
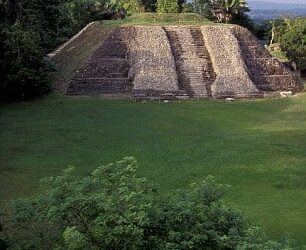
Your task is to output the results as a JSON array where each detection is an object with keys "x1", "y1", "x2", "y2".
[
  {"x1": 67, "y1": 28, "x2": 134, "y2": 95},
  {"x1": 201, "y1": 26, "x2": 262, "y2": 98},
  {"x1": 128, "y1": 26, "x2": 181, "y2": 99}
]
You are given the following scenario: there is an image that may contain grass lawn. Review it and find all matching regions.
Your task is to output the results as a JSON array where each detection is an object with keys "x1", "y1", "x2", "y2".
[
  {"x1": 101, "y1": 13, "x2": 214, "y2": 26},
  {"x1": 1, "y1": 94, "x2": 306, "y2": 245}
]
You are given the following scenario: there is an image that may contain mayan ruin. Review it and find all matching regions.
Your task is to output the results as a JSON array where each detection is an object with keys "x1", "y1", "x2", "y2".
[{"x1": 67, "y1": 25, "x2": 303, "y2": 99}]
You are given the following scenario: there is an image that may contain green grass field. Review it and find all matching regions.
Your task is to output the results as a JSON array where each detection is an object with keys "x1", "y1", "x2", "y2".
[
  {"x1": 101, "y1": 13, "x2": 214, "y2": 26},
  {"x1": 1, "y1": 95, "x2": 306, "y2": 244}
]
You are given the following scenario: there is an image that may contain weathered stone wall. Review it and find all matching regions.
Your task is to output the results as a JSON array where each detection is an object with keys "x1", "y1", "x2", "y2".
[
  {"x1": 128, "y1": 26, "x2": 179, "y2": 98},
  {"x1": 232, "y1": 26, "x2": 303, "y2": 93},
  {"x1": 201, "y1": 26, "x2": 261, "y2": 98},
  {"x1": 67, "y1": 28, "x2": 134, "y2": 95}
]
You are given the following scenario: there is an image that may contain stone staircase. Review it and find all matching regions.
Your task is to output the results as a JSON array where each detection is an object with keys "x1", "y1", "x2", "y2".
[
  {"x1": 67, "y1": 28, "x2": 132, "y2": 96},
  {"x1": 163, "y1": 26, "x2": 216, "y2": 97},
  {"x1": 234, "y1": 27, "x2": 302, "y2": 93}
]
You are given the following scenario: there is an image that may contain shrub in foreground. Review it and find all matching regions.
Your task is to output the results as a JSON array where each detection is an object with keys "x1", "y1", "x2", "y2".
[{"x1": 2, "y1": 157, "x2": 300, "y2": 249}]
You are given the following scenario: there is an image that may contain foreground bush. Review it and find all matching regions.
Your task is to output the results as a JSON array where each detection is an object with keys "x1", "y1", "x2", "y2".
[{"x1": 1, "y1": 157, "x2": 300, "y2": 249}]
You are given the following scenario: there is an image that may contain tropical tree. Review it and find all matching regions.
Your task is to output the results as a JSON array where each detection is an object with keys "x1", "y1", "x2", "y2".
[
  {"x1": 156, "y1": 0, "x2": 179, "y2": 13},
  {"x1": 0, "y1": 23, "x2": 52, "y2": 101},
  {"x1": 140, "y1": 0, "x2": 157, "y2": 11},
  {"x1": 211, "y1": 0, "x2": 249, "y2": 23},
  {"x1": 192, "y1": 0, "x2": 213, "y2": 18},
  {"x1": 111, "y1": 0, "x2": 145, "y2": 13},
  {"x1": 2, "y1": 0, "x2": 21, "y2": 24},
  {"x1": 272, "y1": 17, "x2": 306, "y2": 71}
]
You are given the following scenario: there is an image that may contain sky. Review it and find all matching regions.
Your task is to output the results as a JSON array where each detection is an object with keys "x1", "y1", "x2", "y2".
[{"x1": 248, "y1": 0, "x2": 306, "y2": 4}]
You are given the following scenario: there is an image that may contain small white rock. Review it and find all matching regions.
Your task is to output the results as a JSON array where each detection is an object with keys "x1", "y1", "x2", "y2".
[
  {"x1": 280, "y1": 91, "x2": 293, "y2": 97},
  {"x1": 226, "y1": 98, "x2": 234, "y2": 102},
  {"x1": 164, "y1": 100, "x2": 170, "y2": 103}
]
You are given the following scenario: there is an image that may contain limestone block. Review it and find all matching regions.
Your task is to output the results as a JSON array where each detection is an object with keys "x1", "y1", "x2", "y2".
[
  {"x1": 128, "y1": 26, "x2": 179, "y2": 94},
  {"x1": 201, "y1": 26, "x2": 261, "y2": 98}
]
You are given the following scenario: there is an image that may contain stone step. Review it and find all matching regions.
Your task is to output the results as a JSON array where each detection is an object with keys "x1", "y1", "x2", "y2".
[
  {"x1": 180, "y1": 78, "x2": 214, "y2": 83},
  {"x1": 133, "y1": 89, "x2": 188, "y2": 100},
  {"x1": 240, "y1": 45, "x2": 271, "y2": 58},
  {"x1": 179, "y1": 68, "x2": 213, "y2": 71},
  {"x1": 66, "y1": 27, "x2": 136, "y2": 96},
  {"x1": 67, "y1": 86, "x2": 128, "y2": 95},
  {"x1": 246, "y1": 58, "x2": 291, "y2": 76},
  {"x1": 75, "y1": 59, "x2": 130, "y2": 78},
  {"x1": 179, "y1": 69, "x2": 214, "y2": 73},
  {"x1": 88, "y1": 58, "x2": 129, "y2": 63},
  {"x1": 180, "y1": 77, "x2": 214, "y2": 83},
  {"x1": 163, "y1": 26, "x2": 216, "y2": 97},
  {"x1": 67, "y1": 78, "x2": 130, "y2": 95},
  {"x1": 254, "y1": 75, "x2": 300, "y2": 91},
  {"x1": 91, "y1": 41, "x2": 127, "y2": 59},
  {"x1": 181, "y1": 77, "x2": 212, "y2": 80}
]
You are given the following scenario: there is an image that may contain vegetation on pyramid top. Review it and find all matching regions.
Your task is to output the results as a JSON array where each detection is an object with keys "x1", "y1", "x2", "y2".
[{"x1": 101, "y1": 13, "x2": 213, "y2": 26}]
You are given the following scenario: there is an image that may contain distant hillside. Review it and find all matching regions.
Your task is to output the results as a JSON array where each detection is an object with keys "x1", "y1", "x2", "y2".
[
  {"x1": 248, "y1": 1, "x2": 306, "y2": 22},
  {"x1": 248, "y1": 1, "x2": 306, "y2": 10}
]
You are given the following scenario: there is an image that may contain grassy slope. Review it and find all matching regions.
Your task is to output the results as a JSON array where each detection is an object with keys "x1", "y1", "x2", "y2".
[
  {"x1": 1, "y1": 95, "x2": 306, "y2": 244},
  {"x1": 103, "y1": 13, "x2": 214, "y2": 26}
]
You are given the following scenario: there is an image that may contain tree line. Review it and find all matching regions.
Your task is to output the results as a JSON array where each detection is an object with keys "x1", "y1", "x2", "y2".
[
  {"x1": 0, "y1": 0, "x2": 254, "y2": 102},
  {"x1": 272, "y1": 18, "x2": 306, "y2": 72},
  {"x1": 0, "y1": 0, "x2": 157, "y2": 101}
]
